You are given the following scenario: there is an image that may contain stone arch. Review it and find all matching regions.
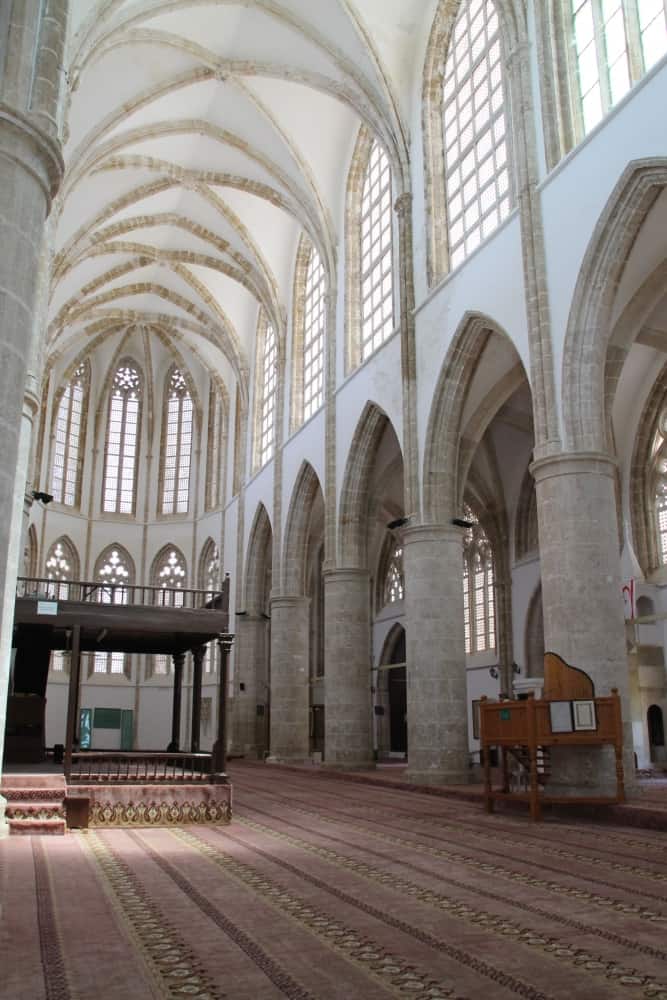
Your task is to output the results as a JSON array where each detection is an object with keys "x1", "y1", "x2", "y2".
[
  {"x1": 423, "y1": 312, "x2": 514, "y2": 523},
  {"x1": 515, "y1": 464, "x2": 539, "y2": 561},
  {"x1": 23, "y1": 524, "x2": 38, "y2": 579},
  {"x1": 93, "y1": 543, "x2": 136, "y2": 585},
  {"x1": 630, "y1": 360, "x2": 667, "y2": 576},
  {"x1": 150, "y1": 543, "x2": 188, "y2": 588},
  {"x1": 244, "y1": 503, "x2": 273, "y2": 613},
  {"x1": 524, "y1": 584, "x2": 545, "y2": 679},
  {"x1": 338, "y1": 401, "x2": 397, "y2": 567},
  {"x1": 563, "y1": 158, "x2": 667, "y2": 453},
  {"x1": 198, "y1": 537, "x2": 220, "y2": 591},
  {"x1": 44, "y1": 534, "x2": 80, "y2": 581},
  {"x1": 378, "y1": 622, "x2": 406, "y2": 666},
  {"x1": 422, "y1": 0, "x2": 523, "y2": 287},
  {"x1": 282, "y1": 462, "x2": 324, "y2": 595}
]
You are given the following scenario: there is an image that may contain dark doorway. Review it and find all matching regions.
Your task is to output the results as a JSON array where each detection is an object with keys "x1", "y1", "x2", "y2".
[
  {"x1": 387, "y1": 628, "x2": 406, "y2": 754},
  {"x1": 648, "y1": 704, "x2": 665, "y2": 762}
]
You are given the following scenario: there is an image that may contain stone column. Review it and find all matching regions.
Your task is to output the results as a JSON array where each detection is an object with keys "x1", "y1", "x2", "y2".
[
  {"x1": 531, "y1": 453, "x2": 634, "y2": 792},
  {"x1": 323, "y1": 568, "x2": 373, "y2": 768},
  {"x1": 267, "y1": 595, "x2": 310, "y2": 761},
  {"x1": 231, "y1": 616, "x2": 269, "y2": 758},
  {"x1": 403, "y1": 525, "x2": 469, "y2": 785},
  {"x1": 190, "y1": 645, "x2": 205, "y2": 753},
  {"x1": 167, "y1": 651, "x2": 185, "y2": 751},
  {"x1": 0, "y1": 3, "x2": 67, "y2": 837}
]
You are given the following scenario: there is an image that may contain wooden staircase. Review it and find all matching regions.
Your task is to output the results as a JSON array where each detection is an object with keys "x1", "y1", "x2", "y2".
[
  {"x1": 506, "y1": 746, "x2": 551, "y2": 789},
  {"x1": 1, "y1": 775, "x2": 66, "y2": 835}
]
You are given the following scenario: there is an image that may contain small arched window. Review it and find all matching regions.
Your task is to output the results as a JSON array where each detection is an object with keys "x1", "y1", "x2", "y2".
[
  {"x1": 462, "y1": 506, "x2": 496, "y2": 654},
  {"x1": 151, "y1": 545, "x2": 188, "y2": 676},
  {"x1": 161, "y1": 367, "x2": 194, "y2": 515},
  {"x1": 103, "y1": 360, "x2": 142, "y2": 514},
  {"x1": 255, "y1": 313, "x2": 278, "y2": 469},
  {"x1": 45, "y1": 536, "x2": 79, "y2": 600},
  {"x1": 360, "y1": 141, "x2": 395, "y2": 361},
  {"x1": 51, "y1": 360, "x2": 89, "y2": 507},
  {"x1": 443, "y1": 0, "x2": 512, "y2": 270},
  {"x1": 570, "y1": 0, "x2": 667, "y2": 136},
  {"x1": 199, "y1": 539, "x2": 220, "y2": 673},
  {"x1": 92, "y1": 545, "x2": 133, "y2": 676}
]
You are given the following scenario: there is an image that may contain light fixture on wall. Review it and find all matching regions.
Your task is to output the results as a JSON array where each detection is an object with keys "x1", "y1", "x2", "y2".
[
  {"x1": 387, "y1": 516, "x2": 409, "y2": 530},
  {"x1": 31, "y1": 490, "x2": 53, "y2": 505},
  {"x1": 235, "y1": 610, "x2": 248, "y2": 617},
  {"x1": 512, "y1": 662, "x2": 521, "y2": 675},
  {"x1": 451, "y1": 517, "x2": 474, "y2": 529},
  {"x1": 489, "y1": 666, "x2": 499, "y2": 679}
]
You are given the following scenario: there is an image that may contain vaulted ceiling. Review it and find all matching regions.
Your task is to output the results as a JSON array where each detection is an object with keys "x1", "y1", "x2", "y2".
[{"x1": 50, "y1": 0, "x2": 436, "y2": 404}]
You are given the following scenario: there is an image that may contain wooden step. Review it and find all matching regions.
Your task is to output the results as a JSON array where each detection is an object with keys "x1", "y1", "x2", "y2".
[{"x1": 8, "y1": 818, "x2": 66, "y2": 836}]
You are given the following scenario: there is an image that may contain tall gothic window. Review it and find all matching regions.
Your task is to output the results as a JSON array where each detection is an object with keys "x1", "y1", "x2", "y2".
[
  {"x1": 384, "y1": 542, "x2": 405, "y2": 605},
  {"x1": 303, "y1": 246, "x2": 326, "y2": 421},
  {"x1": 151, "y1": 545, "x2": 188, "y2": 676},
  {"x1": 206, "y1": 383, "x2": 225, "y2": 511},
  {"x1": 651, "y1": 410, "x2": 667, "y2": 564},
  {"x1": 571, "y1": 0, "x2": 667, "y2": 135},
  {"x1": 462, "y1": 506, "x2": 496, "y2": 654},
  {"x1": 360, "y1": 141, "x2": 394, "y2": 360},
  {"x1": 51, "y1": 361, "x2": 89, "y2": 507},
  {"x1": 443, "y1": 0, "x2": 511, "y2": 270},
  {"x1": 161, "y1": 367, "x2": 193, "y2": 515},
  {"x1": 103, "y1": 361, "x2": 141, "y2": 514},
  {"x1": 256, "y1": 314, "x2": 278, "y2": 468},
  {"x1": 92, "y1": 545, "x2": 133, "y2": 676}
]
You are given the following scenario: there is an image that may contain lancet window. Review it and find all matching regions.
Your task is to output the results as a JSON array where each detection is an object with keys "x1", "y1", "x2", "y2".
[
  {"x1": 102, "y1": 361, "x2": 142, "y2": 514},
  {"x1": 161, "y1": 367, "x2": 193, "y2": 515},
  {"x1": 51, "y1": 361, "x2": 89, "y2": 507},
  {"x1": 360, "y1": 141, "x2": 395, "y2": 360},
  {"x1": 256, "y1": 315, "x2": 278, "y2": 468},
  {"x1": 462, "y1": 506, "x2": 496, "y2": 654}
]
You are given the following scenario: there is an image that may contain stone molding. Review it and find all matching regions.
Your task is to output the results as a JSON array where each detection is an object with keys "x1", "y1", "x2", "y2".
[
  {"x1": 530, "y1": 451, "x2": 617, "y2": 484},
  {"x1": 0, "y1": 104, "x2": 63, "y2": 203}
]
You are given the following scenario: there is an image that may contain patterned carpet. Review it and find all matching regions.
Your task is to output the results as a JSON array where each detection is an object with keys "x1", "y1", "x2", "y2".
[{"x1": 2, "y1": 761, "x2": 667, "y2": 1000}]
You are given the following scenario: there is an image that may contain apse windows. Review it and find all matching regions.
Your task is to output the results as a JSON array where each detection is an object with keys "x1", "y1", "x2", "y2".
[
  {"x1": 303, "y1": 247, "x2": 326, "y2": 421},
  {"x1": 256, "y1": 314, "x2": 278, "y2": 468},
  {"x1": 206, "y1": 383, "x2": 225, "y2": 511},
  {"x1": 92, "y1": 545, "x2": 133, "y2": 675},
  {"x1": 45, "y1": 537, "x2": 78, "y2": 600},
  {"x1": 442, "y1": 0, "x2": 511, "y2": 270},
  {"x1": 360, "y1": 141, "x2": 395, "y2": 360},
  {"x1": 154, "y1": 546, "x2": 187, "y2": 607},
  {"x1": 161, "y1": 367, "x2": 193, "y2": 515},
  {"x1": 51, "y1": 361, "x2": 89, "y2": 507},
  {"x1": 571, "y1": 0, "x2": 667, "y2": 135},
  {"x1": 200, "y1": 539, "x2": 220, "y2": 673},
  {"x1": 462, "y1": 507, "x2": 496, "y2": 654},
  {"x1": 103, "y1": 361, "x2": 141, "y2": 514}
]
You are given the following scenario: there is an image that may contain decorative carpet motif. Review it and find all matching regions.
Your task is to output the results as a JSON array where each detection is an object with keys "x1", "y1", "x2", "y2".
[
  {"x1": 172, "y1": 827, "x2": 462, "y2": 1000},
  {"x1": 88, "y1": 798, "x2": 231, "y2": 827},
  {"x1": 83, "y1": 830, "x2": 224, "y2": 999},
  {"x1": 4, "y1": 764, "x2": 667, "y2": 1000}
]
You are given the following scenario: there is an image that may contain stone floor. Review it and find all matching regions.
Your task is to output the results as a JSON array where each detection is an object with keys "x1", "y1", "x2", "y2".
[{"x1": 2, "y1": 759, "x2": 667, "y2": 999}]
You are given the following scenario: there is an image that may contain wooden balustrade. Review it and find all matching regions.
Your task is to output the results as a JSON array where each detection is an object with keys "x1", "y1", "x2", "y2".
[
  {"x1": 66, "y1": 751, "x2": 226, "y2": 784},
  {"x1": 16, "y1": 576, "x2": 229, "y2": 612}
]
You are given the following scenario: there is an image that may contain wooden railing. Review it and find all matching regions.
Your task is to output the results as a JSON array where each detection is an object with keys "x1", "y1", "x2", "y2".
[
  {"x1": 66, "y1": 751, "x2": 226, "y2": 784},
  {"x1": 16, "y1": 576, "x2": 229, "y2": 612}
]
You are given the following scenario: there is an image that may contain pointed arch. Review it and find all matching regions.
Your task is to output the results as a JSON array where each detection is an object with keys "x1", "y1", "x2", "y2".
[
  {"x1": 44, "y1": 535, "x2": 80, "y2": 599},
  {"x1": 93, "y1": 543, "x2": 136, "y2": 594},
  {"x1": 423, "y1": 312, "x2": 509, "y2": 522},
  {"x1": 378, "y1": 622, "x2": 407, "y2": 667},
  {"x1": 50, "y1": 357, "x2": 90, "y2": 508},
  {"x1": 515, "y1": 464, "x2": 539, "y2": 561},
  {"x1": 291, "y1": 235, "x2": 327, "y2": 431},
  {"x1": 23, "y1": 524, "x2": 38, "y2": 579},
  {"x1": 630, "y1": 361, "x2": 667, "y2": 575},
  {"x1": 563, "y1": 158, "x2": 667, "y2": 453},
  {"x1": 159, "y1": 363, "x2": 195, "y2": 515},
  {"x1": 338, "y1": 402, "x2": 394, "y2": 568},
  {"x1": 244, "y1": 503, "x2": 273, "y2": 614},
  {"x1": 376, "y1": 531, "x2": 405, "y2": 612},
  {"x1": 102, "y1": 355, "x2": 143, "y2": 514},
  {"x1": 282, "y1": 462, "x2": 324, "y2": 595},
  {"x1": 198, "y1": 537, "x2": 221, "y2": 592},
  {"x1": 150, "y1": 544, "x2": 188, "y2": 607}
]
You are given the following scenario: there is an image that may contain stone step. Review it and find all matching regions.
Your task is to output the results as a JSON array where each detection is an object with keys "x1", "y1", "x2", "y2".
[{"x1": 8, "y1": 818, "x2": 66, "y2": 836}]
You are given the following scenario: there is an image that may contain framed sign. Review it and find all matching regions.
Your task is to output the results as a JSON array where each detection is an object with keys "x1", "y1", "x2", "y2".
[
  {"x1": 549, "y1": 700, "x2": 574, "y2": 733},
  {"x1": 573, "y1": 700, "x2": 597, "y2": 731}
]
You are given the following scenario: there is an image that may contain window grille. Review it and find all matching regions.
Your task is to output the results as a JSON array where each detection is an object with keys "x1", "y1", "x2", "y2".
[
  {"x1": 303, "y1": 247, "x2": 326, "y2": 420},
  {"x1": 103, "y1": 362, "x2": 141, "y2": 514},
  {"x1": 51, "y1": 362, "x2": 88, "y2": 507},
  {"x1": 258, "y1": 321, "x2": 278, "y2": 467},
  {"x1": 462, "y1": 506, "x2": 496, "y2": 653},
  {"x1": 360, "y1": 142, "x2": 395, "y2": 360},
  {"x1": 161, "y1": 368, "x2": 193, "y2": 514}
]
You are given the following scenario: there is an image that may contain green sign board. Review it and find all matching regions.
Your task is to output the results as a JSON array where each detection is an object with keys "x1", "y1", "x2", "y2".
[
  {"x1": 93, "y1": 707, "x2": 121, "y2": 729},
  {"x1": 499, "y1": 708, "x2": 511, "y2": 721}
]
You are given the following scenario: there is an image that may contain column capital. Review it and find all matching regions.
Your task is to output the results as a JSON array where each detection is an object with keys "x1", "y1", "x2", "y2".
[
  {"x1": 322, "y1": 566, "x2": 369, "y2": 584},
  {"x1": 216, "y1": 633, "x2": 235, "y2": 653},
  {"x1": 270, "y1": 593, "x2": 309, "y2": 610},
  {"x1": 401, "y1": 523, "x2": 463, "y2": 546},
  {"x1": 530, "y1": 451, "x2": 617, "y2": 484},
  {"x1": 0, "y1": 105, "x2": 64, "y2": 204}
]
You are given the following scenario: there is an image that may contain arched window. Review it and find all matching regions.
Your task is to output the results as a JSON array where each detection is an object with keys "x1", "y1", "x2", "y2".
[
  {"x1": 303, "y1": 246, "x2": 326, "y2": 421},
  {"x1": 161, "y1": 366, "x2": 194, "y2": 515},
  {"x1": 360, "y1": 140, "x2": 394, "y2": 361},
  {"x1": 206, "y1": 382, "x2": 226, "y2": 511},
  {"x1": 199, "y1": 539, "x2": 220, "y2": 674},
  {"x1": 462, "y1": 506, "x2": 496, "y2": 654},
  {"x1": 92, "y1": 545, "x2": 134, "y2": 676},
  {"x1": 570, "y1": 0, "x2": 666, "y2": 136},
  {"x1": 45, "y1": 536, "x2": 79, "y2": 670},
  {"x1": 151, "y1": 545, "x2": 188, "y2": 676},
  {"x1": 51, "y1": 360, "x2": 89, "y2": 507},
  {"x1": 255, "y1": 312, "x2": 278, "y2": 469},
  {"x1": 384, "y1": 542, "x2": 405, "y2": 605},
  {"x1": 443, "y1": 0, "x2": 512, "y2": 270},
  {"x1": 651, "y1": 408, "x2": 667, "y2": 564},
  {"x1": 103, "y1": 360, "x2": 142, "y2": 514},
  {"x1": 45, "y1": 536, "x2": 79, "y2": 600}
]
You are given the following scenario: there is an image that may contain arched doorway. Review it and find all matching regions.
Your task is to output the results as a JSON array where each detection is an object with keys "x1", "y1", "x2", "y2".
[
  {"x1": 377, "y1": 625, "x2": 407, "y2": 758},
  {"x1": 648, "y1": 704, "x2": 665, "y2": 763}
]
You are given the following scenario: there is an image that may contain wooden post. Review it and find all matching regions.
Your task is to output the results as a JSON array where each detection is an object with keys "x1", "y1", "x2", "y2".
[
  {"x1": 167, "y1": 650, "x2": 185, "y2": 752},
  {"x1": 190, "y1": 645, "x2": 205, "y2": 753},
  {"x1": 64, "y1": 625, "x2": 81, "y2": 781},
  {"x1": 612, "y1": 687, "x2": 625, "y2": 803},
  {"x1": 212, "y1": 633, "x2": 234, "y2": 777},
  {"x1": 527, "y1": 694, "x2": 540, "y2": 821},
  {"x1": 480, "y1": 697, "x2": 493, "y2": 813}
]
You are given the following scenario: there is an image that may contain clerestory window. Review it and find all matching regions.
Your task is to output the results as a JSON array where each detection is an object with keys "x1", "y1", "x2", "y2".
[
  {"x1": 51, "y1": 361, "x2": 89, "y2": 507},
  {"x1": 103, "y1": 361, "x2": 142, "y2": 515},
  {"x1": 462, "y1": 506, "x2": 496, "y2": 654},
  {"x1": 161, "y1": 367, "x2": 194, "y2": 515},
  {"x1": 360, "y1": 141, "x2": 395, "y2": 360},
  {"x1": 303, "y1": 246, "x2": 326, "y2": 421},
  {"x1": 256, "y1": 314, "x2": 278, "y2": 469}
]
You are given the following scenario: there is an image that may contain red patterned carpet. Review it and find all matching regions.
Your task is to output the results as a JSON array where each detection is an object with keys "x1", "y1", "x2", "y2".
[{"x1": 2, "y1": 760, "x2": 667, "y2": 1000}]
